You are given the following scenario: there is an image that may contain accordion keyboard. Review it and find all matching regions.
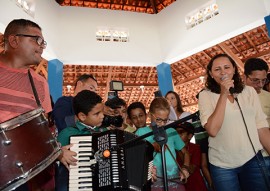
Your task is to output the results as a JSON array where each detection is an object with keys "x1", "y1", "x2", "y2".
[{"x1": 69, "y1": 136, "x2": 95, "y2": 191}]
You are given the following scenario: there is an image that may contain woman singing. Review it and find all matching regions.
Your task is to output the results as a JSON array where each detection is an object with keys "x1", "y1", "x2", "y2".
[{"x1": 198, "y1": 54, "x2": 270, "y2": 191}]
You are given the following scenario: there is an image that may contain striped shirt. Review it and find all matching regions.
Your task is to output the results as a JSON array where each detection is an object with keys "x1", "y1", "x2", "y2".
[{"x1": 0, "y1": 62, "x2": 51, "y2": 123}]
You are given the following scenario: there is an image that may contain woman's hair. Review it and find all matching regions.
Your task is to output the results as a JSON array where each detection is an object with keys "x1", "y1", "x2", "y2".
[
  {"x1": 165, "y1": 91, "x2": 184, "y2": 113},
  {"x1": 127, "y1": 101, "x2": 146, "y2": 118},
  {"x1": 73, "y1": 90, "x2": 102, "y2": 116},
  {"x1": 149, "y1": 97, "x2": 170, "y2": 114},
  {"x1": 205, "y1": 54, "x2": 244, "y2": 94}
]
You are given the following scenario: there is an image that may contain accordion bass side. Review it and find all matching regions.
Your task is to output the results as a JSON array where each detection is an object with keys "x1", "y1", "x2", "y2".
[{"x1": 69, "y1": 129, "x2": 154, "y2": 191}]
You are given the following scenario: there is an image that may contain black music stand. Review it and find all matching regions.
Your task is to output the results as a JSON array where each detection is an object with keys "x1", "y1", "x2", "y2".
[
  {"x1": 110, "y1": 111, "x2": 199, "y2": 191},
  {"x1": 152, "y1": 123, "x2": 169, "y2": 191}
]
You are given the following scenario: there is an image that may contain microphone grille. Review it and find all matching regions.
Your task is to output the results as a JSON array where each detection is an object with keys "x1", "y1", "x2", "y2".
[{"x1": 220, "y1": 75, "x2": 228, "y2": 81}]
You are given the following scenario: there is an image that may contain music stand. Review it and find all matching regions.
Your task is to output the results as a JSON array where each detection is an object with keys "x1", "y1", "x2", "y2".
[
  {"x1": 152, "y1": 122, "x2": 169, "y2": 191},
  {"x1": 110, "y1": 111, "x2": 199, "y2": 191}
]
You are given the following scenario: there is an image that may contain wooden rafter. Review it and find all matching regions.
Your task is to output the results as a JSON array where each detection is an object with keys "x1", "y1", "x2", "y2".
[
  {"x1": 104, "y1": 66, "x2": 113, "y2": 101},
  {"x1": 149, "y1": 0, "x2": 157, "y2": 14},
  {"x1": 242, "y1": 49, "x2": 270, "y2": 62},
  {"x1": 243, "y1": 33, "x2": 259, "y2": 52},
  {"x1": 190, "y1": 56, "x2": 205, "y2": 68},
  {"x1": 260, "y1": 26, "x2": 269, "y2": 38},
  {"x1": 219, "y1": 42, "x2": 244, "y2": 72}
]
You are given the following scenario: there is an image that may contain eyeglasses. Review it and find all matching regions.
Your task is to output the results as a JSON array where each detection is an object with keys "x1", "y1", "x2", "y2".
[
  {"x1": 247, "y1": 76, "x2": 269, "y2": 85},
  {"x1": 16, "y1": 34, "x2": 47, "y2": 47},
  {"x1": 151, "y1": 113, "x2": 169, "y2": 124}
]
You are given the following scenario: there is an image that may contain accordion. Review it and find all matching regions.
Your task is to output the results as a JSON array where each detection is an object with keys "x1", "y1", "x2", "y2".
[{"x1": 69, "y1": 129, "x2": 154, "y2": 191}]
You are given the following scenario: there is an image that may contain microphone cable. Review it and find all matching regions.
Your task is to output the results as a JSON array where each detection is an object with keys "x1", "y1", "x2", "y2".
[{"x1": 234, "y1": 96, "x2": 270, "y2": 190}]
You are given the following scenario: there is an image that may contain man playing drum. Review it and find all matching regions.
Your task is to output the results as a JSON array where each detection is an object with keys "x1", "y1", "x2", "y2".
[{"x1": 0, "y1": 19, "x2": 74, "y2": 191}]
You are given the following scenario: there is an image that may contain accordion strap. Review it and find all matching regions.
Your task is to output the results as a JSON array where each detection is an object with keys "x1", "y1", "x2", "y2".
[{"x1": 28, "y1": 69, "x2": 42, "y2": 107}]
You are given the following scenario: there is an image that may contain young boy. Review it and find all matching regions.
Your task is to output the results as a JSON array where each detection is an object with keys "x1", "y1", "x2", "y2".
[
  {"x1": 57, "y1": 90, "x2": 104, "y2": 191},
  {"x1": 104, "y1": 97, "x2": 136, "y2": 132},
  {"x1": 127, "y1": 101, "x2": 147, "y2": 129},
  {"x1": 176, "y1": 122, "x2": 208, "y2": 191},
  {"x1": 135, "y1": 97, "x2": 190, "y2": 191}
]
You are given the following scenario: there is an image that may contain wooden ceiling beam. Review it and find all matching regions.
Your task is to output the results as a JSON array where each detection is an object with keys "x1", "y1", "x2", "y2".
[
  {"x1": 127, "y1": 87, "x2": 133, "y2": 104},
  {"x1": 35, "y1": 59, "x2": 48, "y2": 79},
  {"x1": 243, "y1": 33, "x2": 259, "y2": 52},
  {"x1": 242, "y1": 49, "x2": 270, "y2": 62},
  {"x1": 191, "y1": 56, "x2": 205, "y2": 68},
  {"x1": 63, "y1": 82, "x2": 158, "y2": 87},
  {"x1": 181, "y1": 61, "x2": 192, "y2": 71},
  {"x1": 55, "y1": 0, "x2": 65, "y2": 4},
  {"x1": 104, "y1": 66, "x2": 113, "y2": 101},
  {"x1": 134, "y1": 67, "x2": 141, "y2": 82},
  {"x1": 146, "y1": 67, "x2": 153, "y2": 83},
  {"x1": 125, "y1": 67, "x2": 130, "y2": 79},
  {"x1": 227, "y1": 39, "x2": 245, "y2": 59},
  {"x1": 174, "y1": 73, "x2": 205, "y2": 86},
  {"x1": 171, "y1": 64, "x2": 186, "y2": 77},
  {"x1": 146, "y1": 88, "x2": 156, "y2": 106},
  {"x1": 202, "y1": 51, "x2": 212, "y2": 59},
  {"x1": 260, "y1": 25, "x2": 269, "y2": 38},
  {"x1": 138, "y1": 88, "x2": 144, "y2": 101},
  {"x1": 219, "y1": 42, "x2": 244, "y2": 72},
  {"x1": 180, "y1": 60, "x2": 198, "y2": 77},
  {"x1": 149, "y1": 0, "x2": 157, "y2": 14}
]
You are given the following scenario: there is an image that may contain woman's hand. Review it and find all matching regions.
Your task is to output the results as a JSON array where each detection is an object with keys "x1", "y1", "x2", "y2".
[{"x1": 220, "y1": 75, "x2": 234, "y2": 95}]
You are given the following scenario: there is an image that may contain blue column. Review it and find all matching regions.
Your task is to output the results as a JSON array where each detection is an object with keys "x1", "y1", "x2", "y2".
[
  {"x1": 156, "y1": 62, "x2": 174, "y2": 96},
  {"x1": 48, "y1": 59, "x2": 63, "y2": 103},
  {"x1": 265, "y1": 15, "x2": 270, "y2": 37}
]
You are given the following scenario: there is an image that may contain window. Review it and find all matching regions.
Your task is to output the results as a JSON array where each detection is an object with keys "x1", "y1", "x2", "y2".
[
  {"x1": 185, "y1": 0, "x2": 219, "y2": 29},
  {"x1": 96, "y1": 27, "x2": 129, "y2": 42},
  {"x1": 11, "y1": 0, "x2": 35, "y2": 17}
]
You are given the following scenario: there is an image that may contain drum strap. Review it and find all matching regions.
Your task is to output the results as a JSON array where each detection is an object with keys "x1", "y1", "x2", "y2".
[{"x1": 27, "y1": 69, "x2": 41, "y2": 107}]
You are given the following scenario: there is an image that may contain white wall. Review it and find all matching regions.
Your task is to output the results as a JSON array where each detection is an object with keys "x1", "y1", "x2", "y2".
[
  {"x1": 55, "y1": 7, "x2": 161, "y2": 66},
  {"x1": 264, "y1": 0, "x2": 270, "y2": 14},
  {"x1": 157, "y1": 0, "x2": 268, "y2": 64},
  {"x1": 0, "y1": 1, "x2": 32, "y2": 31},
  {"x1": 0, "y1": 0, "x2": 269, "y2": 66},
  {"x1": 0, "y1": 0, "x2": 59, "y2": 59},
  {"x1": 34, "y1": 0, "x2": 60, "y2": 60}
]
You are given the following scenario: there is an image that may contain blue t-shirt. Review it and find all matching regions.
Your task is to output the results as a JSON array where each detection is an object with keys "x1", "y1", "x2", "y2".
[
  {"x1": 52, "y1": 96, "x2": 75, "y2": 133},
  {"x1": 135, "y1": 126, "x2": 184, "y2": 179}
]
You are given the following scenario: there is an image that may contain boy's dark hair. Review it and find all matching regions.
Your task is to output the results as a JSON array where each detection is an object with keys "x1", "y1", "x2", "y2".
[
  {"x1": 127, "y1": 102, "x2": 146, "y2": 118},
  {"x1": 4, "y1": 19, "x2": 41, "y2": 41},
  {"x1": 75, "y1": 74, "x2": 97, "y2": 88},
  {"x1": 73, "y1": 90, "x2": 102, "y2": 116},
  {"x1": 178, "y1": 122, "x2": 195, "y2": 135},
  {"x1": 244, "y1": 58, "x2": 269, "y2": 76},
  {"x1": 105, "y1": 97, "x2": 126, "y2": 109}
]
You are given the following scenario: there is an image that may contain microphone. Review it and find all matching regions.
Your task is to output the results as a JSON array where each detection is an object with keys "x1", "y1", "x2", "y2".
[
  {"x1": 151, "y1": 121, "x2": 167, "y2": 144},
  {"x1": 220, "y1": 75, "x2": 235, "y2": 94}
]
